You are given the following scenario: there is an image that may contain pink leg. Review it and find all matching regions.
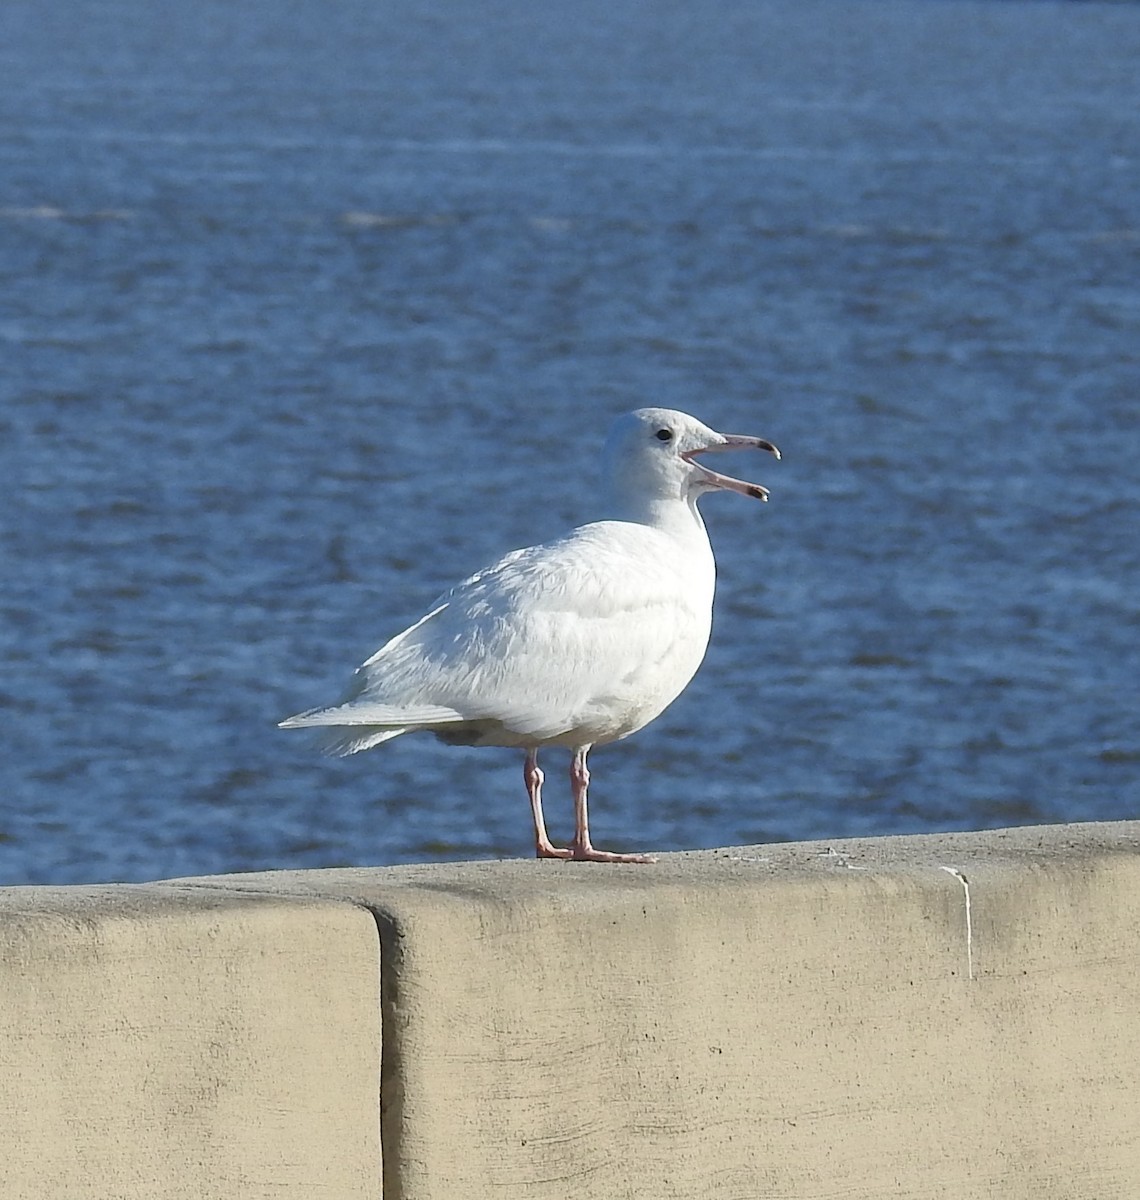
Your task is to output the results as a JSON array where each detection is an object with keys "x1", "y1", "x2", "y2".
[
  {"x1": 524, "y1": 748, "x2": 572, "y2": 859},
  {"x1": 569, "y1": 745, "x2": 656, "y2": 864}
]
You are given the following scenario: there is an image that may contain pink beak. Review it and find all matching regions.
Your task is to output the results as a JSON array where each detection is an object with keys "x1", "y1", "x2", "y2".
[{"x1": 681, "y1": 434, "x2": 781, "y2": 501}]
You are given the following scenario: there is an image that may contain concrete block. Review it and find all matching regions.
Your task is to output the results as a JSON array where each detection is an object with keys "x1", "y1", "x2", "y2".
[
  {"x1": 200, "y1": 822, "x2": 1140, "y2": 1200},
  {"x1": 0, "y1": 885, "x2": 381, "y2": 1200}
]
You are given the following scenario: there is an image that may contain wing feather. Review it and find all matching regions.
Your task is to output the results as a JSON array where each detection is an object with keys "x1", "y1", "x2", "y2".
[{"x1": 318, "y1": 520, "x2": 713, "y2": 744}]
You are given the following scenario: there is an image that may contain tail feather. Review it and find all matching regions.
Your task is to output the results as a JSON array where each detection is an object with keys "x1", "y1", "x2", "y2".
[
  {"x1": 315, "y1": 725, "x2": 407, "y2": 756},
  {"x1": 278, "y1": 702, "x2": 464, "y2": 730},
  {"x1": 278, "y1": 700, "x2": 467, "y2": 757}
]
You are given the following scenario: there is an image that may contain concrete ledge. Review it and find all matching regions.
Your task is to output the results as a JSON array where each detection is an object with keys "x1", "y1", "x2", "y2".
[
  {"x1": 0, "y1": 885, "x2": 381, "y2": 1199},
  {"x1": 4, "y1": 822, "x2": 1140, "y2": 1198}
]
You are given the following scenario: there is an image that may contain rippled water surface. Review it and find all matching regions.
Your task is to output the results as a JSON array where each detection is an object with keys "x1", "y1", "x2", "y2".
[{"x1": 2, "y1": 0, "x2": 1138, "y2": 883}]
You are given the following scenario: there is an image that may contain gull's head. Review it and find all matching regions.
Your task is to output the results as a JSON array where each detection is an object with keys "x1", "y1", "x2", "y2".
[{"x1": 603, "y1": 407, "x2": 780, "y2": 519}]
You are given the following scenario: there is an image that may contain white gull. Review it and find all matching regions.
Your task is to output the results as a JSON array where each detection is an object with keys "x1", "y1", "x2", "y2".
[{"x1": 279, "y1": 407, "x2": 780, "y2": 863}]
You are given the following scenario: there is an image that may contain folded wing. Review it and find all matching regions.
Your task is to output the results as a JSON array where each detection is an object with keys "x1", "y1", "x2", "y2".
[{"x1": 280, "y1": 520, "x2": 712, "y2": 752}]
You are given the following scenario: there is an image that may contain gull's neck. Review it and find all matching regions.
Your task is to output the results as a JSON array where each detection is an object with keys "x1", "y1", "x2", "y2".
[{"x1": 609, "y1": 489, "x2": 712, "y2": 546}]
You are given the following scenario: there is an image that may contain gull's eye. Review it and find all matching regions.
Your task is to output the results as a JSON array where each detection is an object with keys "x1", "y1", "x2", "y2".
[{"x1": 655, "y1": 428, "x2": 673, "y2": 442}]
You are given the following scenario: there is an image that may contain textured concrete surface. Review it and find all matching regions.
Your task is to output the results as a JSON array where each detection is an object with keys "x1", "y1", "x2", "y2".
[
  {"x1": 3, "y1": 823, "x2": 1140, "y2": 1199},
  {"x1": 195, "y1": 821, "x2": 1140, "y2": 1200},
  {"x1": 0, "y1": 884, "x2": 381, "y2": 1200}
]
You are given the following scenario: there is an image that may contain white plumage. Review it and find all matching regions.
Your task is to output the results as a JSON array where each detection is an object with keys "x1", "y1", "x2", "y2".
[{"x1": 280, "y1": 407, "x2": 779, "y2": 863}]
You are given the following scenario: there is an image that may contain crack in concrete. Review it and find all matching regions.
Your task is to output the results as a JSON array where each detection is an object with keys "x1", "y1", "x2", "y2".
[{"x1": 938, "y1": 866, "x2": 974, "y2": 981}]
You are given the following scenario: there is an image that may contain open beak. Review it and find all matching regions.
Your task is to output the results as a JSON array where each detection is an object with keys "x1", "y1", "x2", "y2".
[{"x1": 681, "y1": 434, "x2": 781, "y2": 501}]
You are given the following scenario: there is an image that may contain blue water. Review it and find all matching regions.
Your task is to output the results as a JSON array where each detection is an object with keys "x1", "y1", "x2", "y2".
[{"x1": 2, "y1": 0, "x2": 1138, "y2": 884}]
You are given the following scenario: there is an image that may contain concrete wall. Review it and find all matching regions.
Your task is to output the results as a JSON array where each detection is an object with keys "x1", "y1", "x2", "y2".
[
  {"x1": 3, "y1": 822, "x2": 1140, "y2": 1199},
  {"x1": 0, "y1": 885, "x2": 382, "y2": 1199}
]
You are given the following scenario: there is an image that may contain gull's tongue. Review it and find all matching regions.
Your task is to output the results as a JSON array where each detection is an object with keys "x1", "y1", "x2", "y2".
[{"x1": 690, "y1": 461, "x2": 770, "y2": 500}]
